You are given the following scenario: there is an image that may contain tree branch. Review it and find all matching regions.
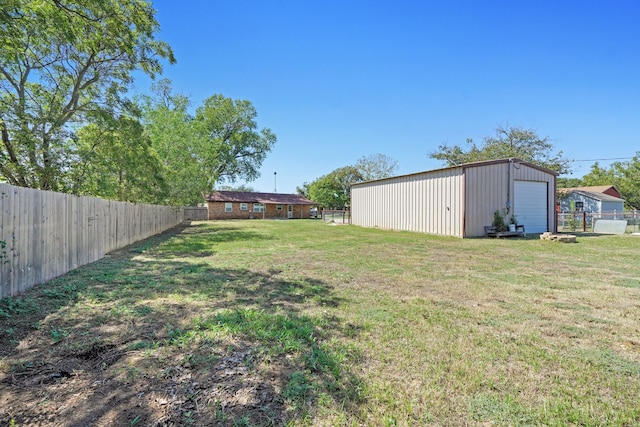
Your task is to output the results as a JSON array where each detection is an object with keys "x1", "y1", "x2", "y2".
[{"x1": 0, "y1": 116, "x2": 29, "y2": 186}]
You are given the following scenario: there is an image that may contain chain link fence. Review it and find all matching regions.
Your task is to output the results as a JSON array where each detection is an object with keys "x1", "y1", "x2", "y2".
[
  {"x1": 321, "y1": 209, "x2": 351, "y2": 224},
  {"x1": 557, "y1": 210, "x2": 640, "y2": 233}
]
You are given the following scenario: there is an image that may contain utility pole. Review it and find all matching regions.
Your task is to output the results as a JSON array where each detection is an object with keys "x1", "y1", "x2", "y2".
[{"x1": 274, "y1": 172, "x2": 277, "y2": 193}]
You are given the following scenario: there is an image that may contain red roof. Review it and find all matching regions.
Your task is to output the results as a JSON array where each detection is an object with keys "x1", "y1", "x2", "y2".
[
  {"x1": 206, "y1": 191, "x2": 315, "y2": 205},
  {"x1": 562, "y1": 185, "x2": 621, "y2": 198}
]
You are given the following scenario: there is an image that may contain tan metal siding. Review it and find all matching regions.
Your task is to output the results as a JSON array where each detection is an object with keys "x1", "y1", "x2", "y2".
[
  {"x1": 464, "y1": 163, "x2": 510, "y2": 237},
  {"x1": 512, "y1": 163, "x2": 556, "y2": 233},
  {"x1": 464, "y1": 162, "x2": 556, "y2": 237},
  {"x1": 351, "y1": 169, "x2": 464, "y2": 237},
  {"x1": 353, "y1": 159, "x2": 556, "y2": 238}
]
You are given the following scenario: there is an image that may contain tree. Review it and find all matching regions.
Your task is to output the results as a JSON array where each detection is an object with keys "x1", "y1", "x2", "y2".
[
  {"x1": 556, "y1": 177, "x2": 583, "y2": 188},
  {"x1": 355, "y1": 153, "x2": 399, "y2": 181},
  {"x1": 195, "y1": 94, "x2": 276, "y2": 186},
  {"x1": 140, "y1": 82, "x2": 204, "y2": 205},
  {"x1": 296, "y1": 182, "x2": 311, "y2": 198},
  {"x1": 307, "y1": 166, "x2": 363, "y2": 208},
  {"x1": 580, "y1": 162, "x2": 615, "y2": 187},
  {"x1": 581, "y1": 155, "x2": 640, "y2": 209},
  {"x1": 0, "y1": 0, "x2": 174, "y2": 190},
  {"x1": 299, "y1": 154, "x2": 398, "y2": 206},
  {"x1": 429, "y1": 125, "x2": 570, "y2": 174},
  {"x1": 612, "y1": 154, "x2": 640, "y2": 210},
  {"x1": 70, "y1": 115, "x2": 166, "y2": 203},
  {"x1": 141, "y1": 81, "x2": 276, "y2": 205},
  {"x1": 218, "y1": 184, "x2": 255, "y2": 192}
]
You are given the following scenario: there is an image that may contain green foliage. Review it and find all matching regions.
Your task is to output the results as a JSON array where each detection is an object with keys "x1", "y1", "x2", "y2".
[
  {"x1": 306, "y1": 166, "x2": 363, "y2": 208},
  {"x1": 196, "y1": 94, "x2": 276, "y2": 185},
  {"x1": 0, "y1": 296, "x2": 37, "y2": 319},
  {"x1": 492, "y1": 209, "x2": 508, "y2": 232},
  {"x1": 140, "y1": 80, "x2": 276, "y2": 205},
  {"x1": 69, "y1": 115, "x2": 167, "y2": 203},
  {"x1": 469, "y1": 394, "x2": 534, "y2": 425},
  {"x1": 139, "y1": 82, "x2": 202, "y2": 205},
  {"x1": 556, "y1": 177, "x2": 583, "y2": 188},
  {"x1": 284, "y1": 371, "x2": 314, "y2": 411},
  {"x1": 0, "y1": 0, "x2": 174, "y2": 191},
  {"x1": 580, "y1": 154, "x2": 640, "y2": 209},
  {"x1": 218, "y1": 184, "x2": 255, "y2": 192},
  {"x1": 0, "y1": 240, "x2": 7, "y2": 263},
  {"x1": 566, "y1": 212, "x2": 577, "y2": 231},
  {"x1": 49, "y1": 326, "x2": 69, "y2": 343},
  {"x1": 201, "y1": 308, "x2": 317, "y2": 354},
  {"x1": 575, "y1": 348, "x2": 640, "y2": 376},
  {"x1": 299, "y1": 154, "x2": 398, "y2": 205},
  {"x1": 354, "y1": 153, "x2": 399, "y2": 181},
  {"x1": 430, "y1": 125, "x2": 570, "y2": 174},
  {"x1": 581, "y1": 162, "x2": 615, "y2": 187}
]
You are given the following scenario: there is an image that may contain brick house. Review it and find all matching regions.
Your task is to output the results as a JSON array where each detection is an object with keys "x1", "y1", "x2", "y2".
[{"x1": 206, "y1": 191, "x2": 316, "y2": 220}]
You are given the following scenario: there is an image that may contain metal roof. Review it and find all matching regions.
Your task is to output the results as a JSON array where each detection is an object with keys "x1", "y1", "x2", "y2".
[
  {"x1": 206, "y1": 191, "x2": 315, "y2": 205},
  {"x1": 562, "y1": 185, "x2": 620, "y2": 195},
  {"x1": 351, "y1": 157, "x2": 558, "y2": 188},
  {"x1": 565, "y1": 190, "x2": 625, "y2": 203}
]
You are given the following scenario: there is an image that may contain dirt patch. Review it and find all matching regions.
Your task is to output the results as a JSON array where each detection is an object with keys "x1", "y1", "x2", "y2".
[{"x1": 1, "y1": 339, "x2": 293, "y2": 426}]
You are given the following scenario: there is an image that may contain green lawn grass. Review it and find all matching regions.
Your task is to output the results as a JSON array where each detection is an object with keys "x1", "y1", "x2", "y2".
[{"x1": 1, "y1": 220, "x2": 640, "y2": 426}]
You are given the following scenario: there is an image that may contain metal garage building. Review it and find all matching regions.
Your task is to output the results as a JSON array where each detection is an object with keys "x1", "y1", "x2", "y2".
[{"x1": 350, "y1": 158, "x2": 557, "y2": 238}]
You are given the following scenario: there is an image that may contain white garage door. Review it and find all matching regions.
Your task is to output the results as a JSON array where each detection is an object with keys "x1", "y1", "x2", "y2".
[{"x1": 514, "y1": 181, "x2": 548, "y2": 233}]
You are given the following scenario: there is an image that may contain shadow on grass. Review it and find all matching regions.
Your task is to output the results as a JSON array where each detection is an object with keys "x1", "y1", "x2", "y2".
[
  {"x1": 150, "y1": 223, "x2": 273, "y2": 258},
  {"x1": 0, "y1": 222, "x2": 364, "y2": 426}
]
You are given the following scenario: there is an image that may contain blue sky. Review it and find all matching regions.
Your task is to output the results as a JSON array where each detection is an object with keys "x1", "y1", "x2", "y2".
[{"x1": 137, "y1": 0, "x2": 640, "y2": 194}]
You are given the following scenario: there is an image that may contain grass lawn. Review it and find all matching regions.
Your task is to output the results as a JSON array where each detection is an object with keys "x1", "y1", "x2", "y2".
[{"x1": 1, "y1": 220, "x2": 640, "y2": 426}]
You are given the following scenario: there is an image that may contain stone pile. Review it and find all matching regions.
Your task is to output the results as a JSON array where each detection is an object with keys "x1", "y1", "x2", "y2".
[{"x1": 540, "y1": 232, "x2": 577, "y2": 243}]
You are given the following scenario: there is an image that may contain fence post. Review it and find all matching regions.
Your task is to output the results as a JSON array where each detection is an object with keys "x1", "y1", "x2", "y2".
[{"x1": 583, "y1": 211, "x2": 586, "y2": 232}]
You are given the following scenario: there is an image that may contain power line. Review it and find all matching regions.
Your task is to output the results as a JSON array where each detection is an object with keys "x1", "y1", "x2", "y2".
[{"x1": 569, "y1": 157, "x2": 634, "y2": 163}]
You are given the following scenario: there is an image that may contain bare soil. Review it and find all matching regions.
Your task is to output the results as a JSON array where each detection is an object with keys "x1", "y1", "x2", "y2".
[{"x1": 2, "y1": 340, "x2": 291, "y2": 426}]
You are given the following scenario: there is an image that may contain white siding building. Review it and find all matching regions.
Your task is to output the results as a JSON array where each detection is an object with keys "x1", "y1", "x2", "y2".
[
  {"x1": 351, "y1": 158, "x2": 557, "y2": 238},
  {"x1": 559, "y1": 190, "x2": 625, "y2": 215}
]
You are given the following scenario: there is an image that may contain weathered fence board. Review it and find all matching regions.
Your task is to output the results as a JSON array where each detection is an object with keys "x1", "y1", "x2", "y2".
[
  {"x1": 0, "y1": 184, "x2": 184, "y2": 298},
  {"x1": 183, "y1": 207, "x2": 209, "y2": 220}
]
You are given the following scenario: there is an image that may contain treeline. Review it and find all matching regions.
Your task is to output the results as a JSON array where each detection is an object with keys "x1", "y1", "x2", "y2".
[
  {"x1": 557, "y1": 155, "x2": 640, "y2": 210},
  {"x1": 297, "y1": 154, "x2": 399, "y2": 208},
  {"x1": 0, "y1": 0, "x2": 274, "y2": 206},
  {"x1": 429, "y1": 125, "x2": 639, "y2": 210}
]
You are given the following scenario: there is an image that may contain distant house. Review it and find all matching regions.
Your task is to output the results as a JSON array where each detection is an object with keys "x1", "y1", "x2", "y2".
[
  {"x1": 564, "y1": 185, "x2": 622, "y2": 199},
  {"x1": 558, "y1": 186, "x2": 625, "y2": 214},
  {"x1": 206, "y1": 191, "x2": 315, "y2": 220}
]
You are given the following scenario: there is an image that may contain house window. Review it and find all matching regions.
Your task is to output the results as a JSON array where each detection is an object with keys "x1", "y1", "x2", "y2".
[
  {"x1": 240, "y1": 203, "x2": 248, "y2": 211},
  {"x1": 276, "y1": 204, "x2": 282, "y2": 210},
  {"x1": 225, "y1": 203, "x2": 233, "y2": 212},
  {"x1": 575, "y1": 201, "x2": 584, "y2": 212},
  {"x1": 253, "y1": 203, "x2": 265, "y2": 213}
]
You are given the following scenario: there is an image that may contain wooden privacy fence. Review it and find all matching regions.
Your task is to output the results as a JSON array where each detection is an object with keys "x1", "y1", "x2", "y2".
[
  {"x1": 183, "y1": 206, "x2": 209, "y2": 220},
  {"x1": 0, "y1": 184, "x2": 184, "y2": 298}
]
